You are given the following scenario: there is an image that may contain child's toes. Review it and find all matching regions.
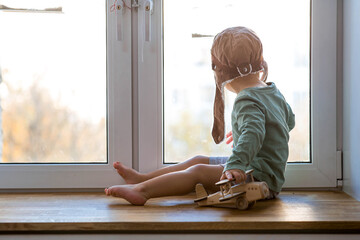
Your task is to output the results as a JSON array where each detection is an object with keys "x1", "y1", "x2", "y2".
[{"x1": 113, "y1": 162, "x2": 118, "y2": 168}]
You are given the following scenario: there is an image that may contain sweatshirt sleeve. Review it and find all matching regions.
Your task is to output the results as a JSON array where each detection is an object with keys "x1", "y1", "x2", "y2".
[
  {"x1": 224, "y1": 99, "x2": 266, "y2": 173},
  {"x1": 286, "y1": 103, "x2": 295, "y2": 131}
]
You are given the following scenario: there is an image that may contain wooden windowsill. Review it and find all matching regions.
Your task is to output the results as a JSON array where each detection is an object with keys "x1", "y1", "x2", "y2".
[{"x1": 1, "y1": 191, "x2": 360, "y2": 233}]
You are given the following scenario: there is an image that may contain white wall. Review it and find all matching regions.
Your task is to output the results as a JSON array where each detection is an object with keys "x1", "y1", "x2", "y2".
[{"x1": 343, "y1": 0, "x2": 360, "y2": 201}]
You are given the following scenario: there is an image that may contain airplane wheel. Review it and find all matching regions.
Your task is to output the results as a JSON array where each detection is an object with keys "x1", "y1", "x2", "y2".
[{"x1": 235, "y1": 196, "x2": 249, "y2": 210}]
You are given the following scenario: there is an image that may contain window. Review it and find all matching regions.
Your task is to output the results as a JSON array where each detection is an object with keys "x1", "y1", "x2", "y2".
[
  {"x1": 0, "y1": 0, "x2": 106, "y2": 164},
  {"x1": 138, "y1": 0, "x2": 339, "y2": 188},
  {"x1": 0, "y1": 0, "x2": 132, "y2": 189},
  {"x1": 163, "y1": 0, "x2": 310, "y2": 164},
  {"x1": 0, "y1": 0, "x2": 339, "y2": 190}
]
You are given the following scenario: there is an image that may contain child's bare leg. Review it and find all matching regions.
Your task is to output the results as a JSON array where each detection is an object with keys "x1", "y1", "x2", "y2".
[
  {"x1": 113, "y1": 155, "x2": 209, "y2": 184},
  {"x1": 105, "y1": 164, "x2": 223, "y2": 205}
]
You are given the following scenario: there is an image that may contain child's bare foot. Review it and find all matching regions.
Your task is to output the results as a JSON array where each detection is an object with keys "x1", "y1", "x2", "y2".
[
  {"x1": 113, "y1": 162, "x2": 145, "y2": 184},
  {"x1": 104, "y1": 185, "x2": 148, "y2": 206}
]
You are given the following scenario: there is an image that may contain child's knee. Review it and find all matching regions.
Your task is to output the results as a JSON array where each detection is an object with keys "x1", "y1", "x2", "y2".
[
  {"x1": 191, "y1": 155, "x2": 209, "y2": 165},
  {"x1": 186, "y1": 164, "x2": 208, "y2": 175},
  {"x1": 186, "y1": 164, "x2": 212, "y2": 183}
]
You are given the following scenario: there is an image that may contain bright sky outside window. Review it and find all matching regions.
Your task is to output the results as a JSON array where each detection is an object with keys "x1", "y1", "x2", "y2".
[
  {"x1": 0, "y1": 0, "x2": 107, "y2": 163},
  {"x1": 163, "y1": 0, "x2": 310, "y2": 163}
]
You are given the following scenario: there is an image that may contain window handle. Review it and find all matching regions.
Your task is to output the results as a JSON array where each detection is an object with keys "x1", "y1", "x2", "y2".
[
  {"x1": 144, "y1": 0, "x2": 153, "y2": 42},
  {"x1": 116, "y1": 0, "x2": 125, "y2": 41},
  {"x1": 138, "y1": 0, "x2": 153, "y2": 61},
  {"x1": 110, "y1": 0, "x2": 131, "y2": 42}
]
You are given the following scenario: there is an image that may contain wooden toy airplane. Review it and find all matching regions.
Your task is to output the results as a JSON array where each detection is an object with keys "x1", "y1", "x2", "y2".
[{"x1": 194, "y1": 169, "x2": 270, "y2": 210}]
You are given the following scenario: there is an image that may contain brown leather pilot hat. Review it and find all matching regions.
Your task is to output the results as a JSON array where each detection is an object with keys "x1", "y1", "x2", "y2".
[{"x1": 211, "y1": 26, "x2": 268, "y2": 144}]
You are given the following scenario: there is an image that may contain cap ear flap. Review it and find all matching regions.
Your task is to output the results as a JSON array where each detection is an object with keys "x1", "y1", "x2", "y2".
[{"x1": 212, "y1": 85, "x2": 225, "y2": 144}]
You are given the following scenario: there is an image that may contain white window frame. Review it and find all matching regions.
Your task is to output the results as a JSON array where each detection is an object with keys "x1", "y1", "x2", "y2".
[
  {"x1": 137, "y1": 0, "x2": 339, "y2": 188},
  {"x1": 0, "y1": 0, "x2": 132, "y2": 189}
]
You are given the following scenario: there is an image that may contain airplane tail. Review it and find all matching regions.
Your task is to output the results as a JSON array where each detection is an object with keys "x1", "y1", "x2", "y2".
[{"x1": 194, "y1": 183, "x2": 208, "y2": 202}]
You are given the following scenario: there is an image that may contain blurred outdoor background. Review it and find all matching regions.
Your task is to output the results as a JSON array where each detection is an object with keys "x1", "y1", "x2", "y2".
[
  {"x1": 0, "y1": 0, "x2": 107, "y2": 163},
  {"x1": 164, "y1": 0, "x2": 310, "y2": 163}
]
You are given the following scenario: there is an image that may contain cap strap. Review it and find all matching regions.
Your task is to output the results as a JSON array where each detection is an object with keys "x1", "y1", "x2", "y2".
[{"x1": 236, "y1": 63, "x2": 252, "y2": 77}]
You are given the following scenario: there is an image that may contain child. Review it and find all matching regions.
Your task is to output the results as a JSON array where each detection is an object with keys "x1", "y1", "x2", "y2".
[{"x1": 105, "y1": 26, "x2": 295, "y2": 205}]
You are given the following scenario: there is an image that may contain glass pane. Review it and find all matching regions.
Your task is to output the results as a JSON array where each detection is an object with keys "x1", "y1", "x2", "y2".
[
  {"x1": 164, "y1": 0, "x2": 310, "y2": 163},
  {"x1": 0, "y1": 0, "x2": 106, "y2": 163}
]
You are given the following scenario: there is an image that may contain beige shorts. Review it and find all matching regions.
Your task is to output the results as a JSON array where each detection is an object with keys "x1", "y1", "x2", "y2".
[{"x1": 209, "y1": 156, "x2": 279, "y2": 200}]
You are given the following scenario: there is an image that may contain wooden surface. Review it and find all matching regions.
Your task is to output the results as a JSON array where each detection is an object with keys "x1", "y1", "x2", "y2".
[{"x1": 1, "y1": 191, "x2": 360, "y2": 233}]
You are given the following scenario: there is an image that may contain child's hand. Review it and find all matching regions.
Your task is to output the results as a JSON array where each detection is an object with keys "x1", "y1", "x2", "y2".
[
  {"x1": 220, "y1": 169, "x2": 246, "y2": 184},
  {"x1": 225, "y1": 131, "x2": 233, "y2": 147}
]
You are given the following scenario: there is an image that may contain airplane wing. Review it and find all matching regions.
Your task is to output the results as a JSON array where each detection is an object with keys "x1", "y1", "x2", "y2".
[{"x1": 215, "y1": 179, "x2": 231, "y2": 186}]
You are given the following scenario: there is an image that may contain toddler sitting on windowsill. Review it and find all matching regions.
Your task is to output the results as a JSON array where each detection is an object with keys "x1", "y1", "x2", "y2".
[{"x1": 105, "y1": 26, "x2": 295, "y2": 205}]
